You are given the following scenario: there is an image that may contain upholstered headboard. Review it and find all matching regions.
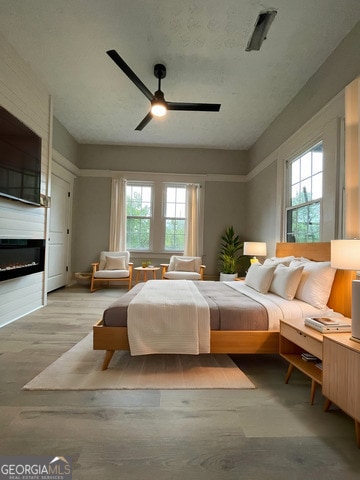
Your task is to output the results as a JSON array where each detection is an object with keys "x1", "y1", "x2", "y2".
[{"x1": 276, "y1": 242, "x2": 354, "y2": 317}]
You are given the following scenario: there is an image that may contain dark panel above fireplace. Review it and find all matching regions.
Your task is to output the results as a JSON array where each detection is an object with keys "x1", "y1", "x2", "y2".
[{"x1": 0, "y1": 239, "x2": 45, "y2": 282}]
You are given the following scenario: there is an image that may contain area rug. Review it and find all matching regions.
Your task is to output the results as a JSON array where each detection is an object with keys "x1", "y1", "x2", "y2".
[{"x1": 23, "y1": 333, "x2": 255, "y2": 390}]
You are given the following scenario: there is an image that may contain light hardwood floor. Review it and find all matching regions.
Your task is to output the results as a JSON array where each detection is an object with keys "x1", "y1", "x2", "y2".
[{"x1": 0, "y1": 284, "x2": 359, "y2": 480}]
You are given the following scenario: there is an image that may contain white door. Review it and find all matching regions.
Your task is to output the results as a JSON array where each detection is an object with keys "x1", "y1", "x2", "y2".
[{"x1": 47, "y1": 174, "x2": 70, "y2": 292}]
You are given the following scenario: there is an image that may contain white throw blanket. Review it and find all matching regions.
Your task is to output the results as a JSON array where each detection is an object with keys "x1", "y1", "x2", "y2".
[{"x1": 127, "y1": 280, "x2": 210, "y2": 356}]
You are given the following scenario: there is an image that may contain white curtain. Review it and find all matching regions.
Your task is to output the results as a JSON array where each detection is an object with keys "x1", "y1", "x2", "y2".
[
  {"x1": 184, "y1": 184, "x2": 201, "y2": 256},
  {"x1": 109, "y1": 177, "x2": 127, "y2": 251}
]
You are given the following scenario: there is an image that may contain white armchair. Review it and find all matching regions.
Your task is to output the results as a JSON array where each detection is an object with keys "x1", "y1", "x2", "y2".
[
  {"x1": 90, "y1": 251, "x2": 133, "y2": 292},
  {"x1": 161, "y1": 256, "x2": 205, "y2": 280}
]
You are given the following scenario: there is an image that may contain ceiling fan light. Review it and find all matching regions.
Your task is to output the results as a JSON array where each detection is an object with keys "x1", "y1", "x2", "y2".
[{"x1": 151, "y1": 102, "x2": 167, "y2": 117}]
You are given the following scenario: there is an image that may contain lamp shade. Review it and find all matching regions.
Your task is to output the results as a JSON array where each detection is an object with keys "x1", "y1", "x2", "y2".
[
  {"x1": 331, "y1": 239, "x2": 360, "y2": 270},
  {"x1": 331, "y1": 239, "x2": 360, "y2": 342},
  {"x1": 243, "y1": 242, "x2": 267, "y2": 257}
]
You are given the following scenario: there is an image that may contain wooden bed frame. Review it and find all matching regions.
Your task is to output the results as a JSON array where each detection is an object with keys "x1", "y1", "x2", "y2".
[{"x1": 93, "y1": 242, "x2": 353, "y2": 369}]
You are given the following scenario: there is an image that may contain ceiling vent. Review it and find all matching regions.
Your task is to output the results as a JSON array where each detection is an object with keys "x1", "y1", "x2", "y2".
[{"x1": 246, "y1": 10, "x2": 277, "y2": 51}]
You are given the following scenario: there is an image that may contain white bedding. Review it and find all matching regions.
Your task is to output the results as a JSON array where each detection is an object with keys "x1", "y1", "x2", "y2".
[
  {"x1": 127, "y1": 280, "x2": 210, "y2": 356},
  {"x1": 225, "y1": 281, "x2": 336, "y2": 330}
]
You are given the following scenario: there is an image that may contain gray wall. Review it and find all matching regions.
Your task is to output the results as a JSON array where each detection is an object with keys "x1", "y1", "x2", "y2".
[
  {"x1": 70, "y1": 144, "x2": 248, "y2": 276},
  {"x1": 203, "y1": 181, "x2": 246, "y2": 277},
  {"x1": 78, "y1": 144, "x2": 248, "y2": 175},
  {"x1": 72, "y1": 176, "x2": 112, "y2": 270},
  {"x1": 245, "y1": 20, "x2": 360, "y2": 255},
  {"x1": 245, "y1": 163, "x2": 278, "y2": 256},
  {"x1": 53, "y1": 117, "x2": 80, "y2": 167},
  {"x1": 71, "y1": 176, "x2": 246, "y2": 277},
  {"x1": 249, "y1": 20, "x2": 360, "y2": 170}
]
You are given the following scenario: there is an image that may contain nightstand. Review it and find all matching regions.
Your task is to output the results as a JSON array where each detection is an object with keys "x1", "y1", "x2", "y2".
[
  {"x1": 279, "y1": 318, "x2": 323, "y2": 405},
  {"x1": 322, "y1": 334, "x2": 360, "y2": 448}
]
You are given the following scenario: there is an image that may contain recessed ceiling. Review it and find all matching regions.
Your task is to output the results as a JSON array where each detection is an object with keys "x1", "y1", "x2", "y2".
[{"x1": 1, "y1": 0, "x2": 360, "y2": 150}]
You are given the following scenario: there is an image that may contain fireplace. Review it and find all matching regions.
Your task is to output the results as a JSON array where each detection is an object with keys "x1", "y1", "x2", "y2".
[{"x1": 0, "y1": 239, "x2": 45, "y2": 282}]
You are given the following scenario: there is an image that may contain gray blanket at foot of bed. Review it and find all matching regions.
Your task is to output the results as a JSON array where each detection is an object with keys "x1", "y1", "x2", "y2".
[{"x1": 102, "y1": 281, "x2": 268, "y2": 331}]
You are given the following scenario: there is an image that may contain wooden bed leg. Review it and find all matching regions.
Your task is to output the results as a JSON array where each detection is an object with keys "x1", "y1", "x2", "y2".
[
  {"x1": 284, "y1": 363, "x2": 294, "y2": 384},
  {"x1": 102, "y1": 350, "x2": 115, "y2": 370}
]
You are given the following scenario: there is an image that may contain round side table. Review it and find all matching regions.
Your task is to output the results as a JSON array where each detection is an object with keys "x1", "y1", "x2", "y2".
[{"x1": 135, "y1": 266, "x2": 160, "y2": 282}]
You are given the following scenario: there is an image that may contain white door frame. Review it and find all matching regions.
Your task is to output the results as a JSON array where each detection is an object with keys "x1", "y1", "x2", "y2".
[{"x1": 48, "y1": 150, "x2": 77, "y2": 290}]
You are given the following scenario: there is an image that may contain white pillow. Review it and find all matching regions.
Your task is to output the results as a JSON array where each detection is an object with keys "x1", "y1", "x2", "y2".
[
  {"x1": 263, "y1": 256, "x2": 295, "y2": 267},
  {"x1": 105, "y1": 255, "x2": 126, "y2": 270},
  {"x1": 269, "y1": 263, "x2": 304, "y2": 300},
  {"x1": 290, "y1": 259, "x2": 336, "y2": 308},
  {"x1": 175, "y1": 258, "x2": 195, "y2": 272},
  {"x1": 244, "y1": 264, "x2": 276, "y2": 294}
]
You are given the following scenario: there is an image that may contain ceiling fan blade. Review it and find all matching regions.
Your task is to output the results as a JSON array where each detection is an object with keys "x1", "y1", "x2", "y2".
[
  {"x1": 106, "y1": 50, "x2": 154, "y2": 102},
  {"x1": 135, "y1": 112, "x2": 153, "y2": 131},
  {"x1": 167, "y1": 102, "x2": 221, "y2": 112}
]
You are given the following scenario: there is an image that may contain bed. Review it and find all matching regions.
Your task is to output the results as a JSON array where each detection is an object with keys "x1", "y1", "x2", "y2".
[{"x1": 93, "y1": 242, "x2": 353, "y2": 369}]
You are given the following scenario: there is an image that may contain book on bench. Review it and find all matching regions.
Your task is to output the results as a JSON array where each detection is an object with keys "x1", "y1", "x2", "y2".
[{"x1": 304, "y1": 316, "x2": 351, "y2": 333}]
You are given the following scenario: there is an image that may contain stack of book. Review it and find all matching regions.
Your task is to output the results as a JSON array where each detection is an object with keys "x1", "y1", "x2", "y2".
[
  {"x1": 301, "y1": 352, "x2": 319, "y2": 362},
  {"x1": 304, "y1": 316, "x2": 351, "y2": 333}
]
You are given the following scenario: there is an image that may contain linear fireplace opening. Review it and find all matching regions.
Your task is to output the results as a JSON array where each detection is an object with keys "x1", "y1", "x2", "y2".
[{"x1": 0, "y1": 239, "x2": 45, "y2": 282}]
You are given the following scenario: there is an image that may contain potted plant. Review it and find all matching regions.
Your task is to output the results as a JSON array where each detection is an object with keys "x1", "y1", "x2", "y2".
[{"x1": 218, "y1": 226, "x2": 243, "y2": 281}]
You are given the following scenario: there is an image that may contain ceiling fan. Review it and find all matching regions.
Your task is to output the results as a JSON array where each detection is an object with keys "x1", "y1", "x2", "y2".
[{"x1": 106, "y1": 50, "x2": 221, "y2": 131}]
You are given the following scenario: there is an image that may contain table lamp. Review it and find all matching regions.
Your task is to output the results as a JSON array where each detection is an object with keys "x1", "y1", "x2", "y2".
[
  {"x1": 243, "y1": 242, "x2": 267, "y2": 264},
  {"x1": 331, "y1": 239, "x2": 360, "y2": 342}
]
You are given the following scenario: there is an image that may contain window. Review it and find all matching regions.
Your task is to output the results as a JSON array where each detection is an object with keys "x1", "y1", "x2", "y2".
[
  {"x1": 164, "y1": 185, "x2": 186, "y2": 251},
  {"x1": 286, "y1": 142, "x2": 323, "y2": 242},
  {"x1": 125, "y1": 180, "x2": 201, "y2": 254},
  {"x1": 126, "y1": 184, "x2": 152, "y2": 250}
]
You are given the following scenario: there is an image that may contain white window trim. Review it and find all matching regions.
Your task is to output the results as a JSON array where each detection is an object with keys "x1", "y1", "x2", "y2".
[
  {"x1": 124, "y1": 172, "x2": 205, "y2": 257},
  {"x1": 284, "y1": 142, "x2": 323, "y2": 242},
  {"x1": 162, "y1": 183, "x2": 187, "y2": 252},
  {"x1": 126, "y1": 181, "x2": 155, "y2": 252}
]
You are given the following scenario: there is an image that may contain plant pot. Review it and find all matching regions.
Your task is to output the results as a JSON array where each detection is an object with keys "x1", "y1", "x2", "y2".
[{"x1": 219, "y1": 273, "x2": 238, "y2": 282}]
